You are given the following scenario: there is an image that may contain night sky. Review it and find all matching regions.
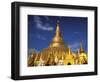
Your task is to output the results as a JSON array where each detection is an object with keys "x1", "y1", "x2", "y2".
[{"x1": 28, "y1": 15, "x2": 88, "y2": 53}]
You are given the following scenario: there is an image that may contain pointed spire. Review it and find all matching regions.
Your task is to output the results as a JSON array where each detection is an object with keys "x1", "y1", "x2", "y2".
[
  {"x1": 54, "y1": 55, "x2": 58, "y2": 63},
  {"x1": 77, "y1": 49, "x2": 80, "y2": 55},
  {"x1": 34, "y1": 53, "x2": 38, "y2": 61},
  {"x1": 68, "y1": 47, "x2": 71, "y2": 55},
  {"x1": 39, "y1": 53, "x2": 42, "y2": 61},
  {"x1": 79, "y1": 43, "x2": 84, "y2": 53},
  {"x1": 49, "y1": 20, "x2": 65, "y2": 48},
  {"x1": 55, "y1": 20, "x2": 61, "y2": 37},
  {"x1": 61, "y1": 55, "x2": 64, "y2": 60}
]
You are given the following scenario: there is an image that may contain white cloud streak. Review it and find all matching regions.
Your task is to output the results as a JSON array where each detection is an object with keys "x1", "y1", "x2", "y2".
[
  {"x1": 69, "y1": 42, "x2": 80, "y2": 51},
  {"x1": 34, "y1": 16, "x2": 53, "y2": 31}
]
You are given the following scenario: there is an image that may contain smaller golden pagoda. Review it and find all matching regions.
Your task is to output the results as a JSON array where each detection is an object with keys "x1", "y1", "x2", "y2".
[
  {"x1": 64, "y1": 47, "x2": 76, "y2": 65},
  {"x1": 28, "y1": 21, "x2": 88, "y2": 66},
  {"x1": 77, "y1": 43, "x2": 88, "y2": 64}
]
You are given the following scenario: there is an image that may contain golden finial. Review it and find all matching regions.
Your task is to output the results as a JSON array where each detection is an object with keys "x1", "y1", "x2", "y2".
[{"x1": 56, "y1": 20, "x2": 61, "y2": 36}]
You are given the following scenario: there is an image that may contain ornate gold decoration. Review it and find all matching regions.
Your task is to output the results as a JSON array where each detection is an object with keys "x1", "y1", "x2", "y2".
[{"x1": 28, "y1": 21, "x2": 88, "y2": 66}]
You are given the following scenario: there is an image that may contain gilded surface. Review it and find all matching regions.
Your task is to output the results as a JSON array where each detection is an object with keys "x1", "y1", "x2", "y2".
[{"x1": 28, "y1": 21, "x2": 88, "y2": 66}]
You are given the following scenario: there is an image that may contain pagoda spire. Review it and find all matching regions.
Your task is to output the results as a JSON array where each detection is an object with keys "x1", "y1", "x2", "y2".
[
  {"x1": 49, "y1": 20, "x2": 65, "y2": 48},
  {"x1": 68, "y1": 47, "x2": 71, "y2": 55},
  {"x1": 79, "y1": 43, "x2": 84, "y2": 53},
  {"x1": 56, "y1": 20, "x2": 61, "y2": 37}
]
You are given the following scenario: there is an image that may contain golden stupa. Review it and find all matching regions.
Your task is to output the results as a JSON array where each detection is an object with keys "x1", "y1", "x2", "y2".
[{"x1": 28, "y1": 21, "x2": 88, "y2": 66}]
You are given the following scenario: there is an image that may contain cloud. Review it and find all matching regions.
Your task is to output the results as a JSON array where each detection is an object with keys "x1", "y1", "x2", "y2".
[
  {"x1": 34, "y1": 16, "x2": 54, "y2": 31},
  {"x1": 37, "y1": 34, "x2": 46, "y2": 40},
  {"x1": 37, "y1": 23, "x2": 53, "y2": 31},
  {"x1": 69, "y1": 42, "x2": 80, "y2": 51}
]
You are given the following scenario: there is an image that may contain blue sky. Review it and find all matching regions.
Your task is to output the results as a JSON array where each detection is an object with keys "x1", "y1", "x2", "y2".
[{"x1": 28, "y1": 15, "x2": 88, "y2": 53}]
